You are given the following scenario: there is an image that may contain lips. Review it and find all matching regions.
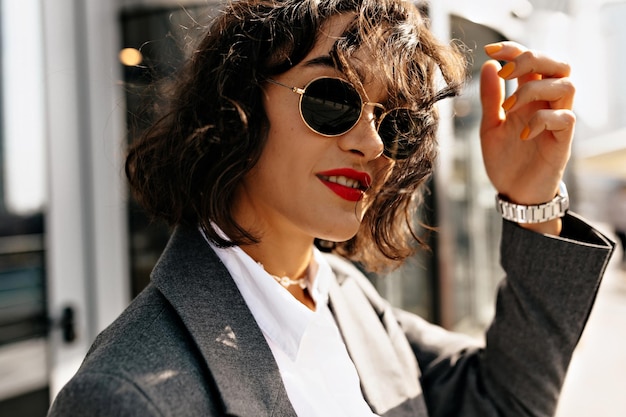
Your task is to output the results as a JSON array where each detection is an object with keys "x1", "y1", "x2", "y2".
[{"x1": 316, "y1": 168, "x2": 372, "y2": 202}]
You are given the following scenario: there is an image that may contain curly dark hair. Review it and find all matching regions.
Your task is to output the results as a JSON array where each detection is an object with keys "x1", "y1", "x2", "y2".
[{"x1": 125, "y1": 0, "x2": 468, "y2": 272}]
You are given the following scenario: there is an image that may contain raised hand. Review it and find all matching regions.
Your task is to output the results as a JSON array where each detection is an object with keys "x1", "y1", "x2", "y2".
[{"x1": 480, "y1": 41, "x2": 575, "y2": 235}]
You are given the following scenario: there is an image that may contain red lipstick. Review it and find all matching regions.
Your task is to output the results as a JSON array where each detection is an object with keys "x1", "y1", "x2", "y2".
[{"x1": 316, "y1": 168, "x2": 372, "y2": 202}]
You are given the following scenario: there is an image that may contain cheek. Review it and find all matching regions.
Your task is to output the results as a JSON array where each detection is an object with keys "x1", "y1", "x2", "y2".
[
  {"x1": 253, "y1": 122, "x2": 313, "y2": 191},
  {"x1": 263, "y1": 110, "x2": 303, "y2": 156},
  {"x1": 260, "y1": 127, "x2": 301, "y2": 169}
]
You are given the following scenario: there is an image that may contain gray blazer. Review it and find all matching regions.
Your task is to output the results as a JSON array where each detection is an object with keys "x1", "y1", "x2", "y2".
[{"x1": 48, "y1": 213, "x2": 614, "y2": 417}]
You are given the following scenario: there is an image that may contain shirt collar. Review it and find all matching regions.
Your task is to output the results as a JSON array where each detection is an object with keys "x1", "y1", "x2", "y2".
[{"x1": 201, "y1": 228, "x2": 333, "y2": 360}]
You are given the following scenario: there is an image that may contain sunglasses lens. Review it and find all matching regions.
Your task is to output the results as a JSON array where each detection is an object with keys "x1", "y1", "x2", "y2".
[
  {"x1": 296, "y1": 78, "x2": 420, "y2": 160},
  {"x1": 379, "y1": 109, "x2": 421, "y2": 160},
  {"x1": 300, "y1": 78, "x2": 362, "y2": 136}
]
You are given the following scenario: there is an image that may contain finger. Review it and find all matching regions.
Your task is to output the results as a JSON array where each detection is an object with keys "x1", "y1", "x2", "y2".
[
  {"x1": 521, "y1": 109, "x2": 576, "y2": 142},
  {"x1": 497, "y1": 50, "x2": 571, "y2": 81},
  {"x1": 502, "y1": 77, "x2": 576, "y2": 112},
  {"x1": 486, "y1": 41, "x2": 570, "y2": 81},
  {"x1": 484, "y1": 41, "x2": 528, "y2": 60},
  {"x1": 480, "y1": 60, "x2": 506, "y2": 132}
]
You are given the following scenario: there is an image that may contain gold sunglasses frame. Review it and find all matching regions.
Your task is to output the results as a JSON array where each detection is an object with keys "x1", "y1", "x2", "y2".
[{"x1": 266, "y1": 76, "x2": 417, "y2": 159}]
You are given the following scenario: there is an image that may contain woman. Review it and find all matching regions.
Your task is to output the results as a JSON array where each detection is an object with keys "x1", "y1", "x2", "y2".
[{"x1": 49, "y1": 1, "x2": 614, "y2": 416}]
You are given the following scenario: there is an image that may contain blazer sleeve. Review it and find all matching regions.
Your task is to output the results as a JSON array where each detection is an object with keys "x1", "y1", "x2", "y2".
[{"x1": 396, "y1": 212, "x2": 614, "y2": 417}]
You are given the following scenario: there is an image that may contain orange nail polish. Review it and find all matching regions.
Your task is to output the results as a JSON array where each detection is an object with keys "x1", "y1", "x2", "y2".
[
  {"x1": 498, "y1": 62, "x2": 516, "y2": 79},
  {"x1": 502, "y1": 95, "x2": 517, "y2": 112},
  {"x1": 520, "y1": 126, "x2": 531, "y2": 140},
  {"x1": 484, "y1": 43, "x2": 504, "y2": 54}
]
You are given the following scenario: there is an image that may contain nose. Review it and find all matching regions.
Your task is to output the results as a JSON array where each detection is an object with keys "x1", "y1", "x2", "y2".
[{"x1": 336, "y1": 105, "x2": 385, "y2": 160}]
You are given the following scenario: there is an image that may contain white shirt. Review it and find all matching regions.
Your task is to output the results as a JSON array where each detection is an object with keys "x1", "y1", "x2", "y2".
[{"x1": 206, "y1": 238, "x2": 379, "y2": 417}]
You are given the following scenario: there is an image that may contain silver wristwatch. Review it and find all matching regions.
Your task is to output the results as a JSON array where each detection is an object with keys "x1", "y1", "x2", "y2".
[{"x1": 495, "y1": 181, "x2": 569, "y2": 224}]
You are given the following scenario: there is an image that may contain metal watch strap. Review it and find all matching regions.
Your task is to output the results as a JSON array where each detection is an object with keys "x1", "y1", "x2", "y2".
[{"x1": 495, "y1": 181, "x2": 569, "y2": 224}]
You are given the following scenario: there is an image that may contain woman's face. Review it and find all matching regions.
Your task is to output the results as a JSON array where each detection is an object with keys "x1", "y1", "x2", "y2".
[{"x1": 233, "y1": 15, "x2": 394, "y2": 244}]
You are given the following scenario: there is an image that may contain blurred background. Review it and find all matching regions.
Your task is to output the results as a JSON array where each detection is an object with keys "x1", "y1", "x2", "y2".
[{"x1": 0, "y1": 0, "x2": 624, "y2": 415}]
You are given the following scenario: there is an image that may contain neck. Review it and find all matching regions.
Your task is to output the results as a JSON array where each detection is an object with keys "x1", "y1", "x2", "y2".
[
  {"x1": 241, "y1": 235, "x2": 313, "y2": 281},
  {"x1": 242, "y1": 237, "x2": 317, "y2": 311},
  {"x1": 232, "y1": 188, "x2": 317, "y2": 310}
]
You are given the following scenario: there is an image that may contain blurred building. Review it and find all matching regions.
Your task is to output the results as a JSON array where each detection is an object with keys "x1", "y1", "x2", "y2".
[{"x1": 0, "y1": 0, "x2": 623, "y2": 415}]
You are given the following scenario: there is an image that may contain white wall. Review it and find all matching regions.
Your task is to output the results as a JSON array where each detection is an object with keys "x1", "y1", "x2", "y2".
[{"x1": 42, "y1": 0, "x2": 130, "y2": 397}]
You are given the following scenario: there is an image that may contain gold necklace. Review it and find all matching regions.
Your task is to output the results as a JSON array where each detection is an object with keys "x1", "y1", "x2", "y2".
[
  {"x1": 258, "y1": 261, "x2": 308, "y2": 289},
  {"x1": 271, "y1": 274, "x2": 308, "y2": 289}
]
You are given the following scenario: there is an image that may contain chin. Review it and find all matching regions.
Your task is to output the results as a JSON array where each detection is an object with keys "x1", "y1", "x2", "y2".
[
  {"x1": 308, "y1": 206, "x2": 365, "y2": 243},
  {"x1": 316, "y1": 224, "x2": 361, "y2": 244}
]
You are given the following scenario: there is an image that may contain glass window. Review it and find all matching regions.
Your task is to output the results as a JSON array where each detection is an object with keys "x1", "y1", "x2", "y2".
[{"x1": 0, "y1": 0, "x2": 49, "y2": 414}]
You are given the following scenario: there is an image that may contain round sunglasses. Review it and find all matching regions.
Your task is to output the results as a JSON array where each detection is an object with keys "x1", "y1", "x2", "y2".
[{"x1": 266, "y1": 76, "x2": 421, "y2": 160}]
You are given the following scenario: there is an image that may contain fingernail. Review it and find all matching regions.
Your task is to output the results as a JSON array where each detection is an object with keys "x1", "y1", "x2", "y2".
[
  {"x1": 502, "y1": 95, "x2": 517, "y2": 112},
  {"x1": 484, "y1": 43, "x2": 504, "y2": 54},
  {"x1": 498, "y1": 62, "x2": 516, "y2": 79},
  {"x1": 520, "y1": 126, "x2": 531, "y2": 140}
]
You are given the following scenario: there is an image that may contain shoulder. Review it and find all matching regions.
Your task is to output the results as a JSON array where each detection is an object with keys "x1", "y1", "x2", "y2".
[
  {"x1": 48, "y1": 371, "x2": 164, "y2": 417},
  {"x1": 83, "y1": 285, "x2": 182, "y2": 367},
  {"x1": 50, "y1": 284, "x2": 220, "y2": 416}
]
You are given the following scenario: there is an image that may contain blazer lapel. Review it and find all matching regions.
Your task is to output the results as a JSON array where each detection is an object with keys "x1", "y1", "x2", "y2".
[
  {"x1": 326, "y1": 254, "x2": 428, "y2": 417},
  {"x1": 151, "y1": 226, "x2": 296, "y2": 417}
]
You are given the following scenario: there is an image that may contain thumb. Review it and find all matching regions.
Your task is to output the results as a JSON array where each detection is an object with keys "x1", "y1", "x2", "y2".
[{"x1": 480, "y1": 60, "x2": 506, "y2": 133}]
